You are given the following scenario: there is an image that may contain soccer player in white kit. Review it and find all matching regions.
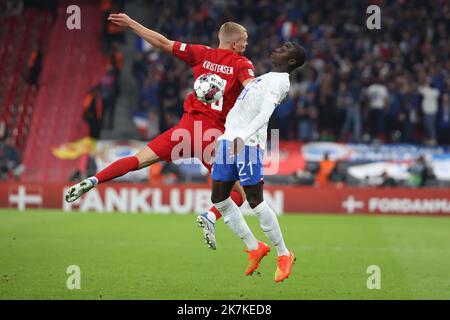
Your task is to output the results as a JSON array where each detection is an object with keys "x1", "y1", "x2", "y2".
[{"x1": 210, "y1": 42, "x2": 306, "y2": 282}]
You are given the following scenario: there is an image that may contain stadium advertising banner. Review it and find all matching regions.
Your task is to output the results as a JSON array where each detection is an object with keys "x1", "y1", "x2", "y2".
[
  {"x1": 1, "y1": 183, "x2": 450, "y2": 216},
  {"x1": 302, "y1": 142, "x2": 450, "y2": 181},
  {"x1": 53, "y1": 139, "x2": 450, "y2": 181},
  {"x1": 91, "y1": 140, "x2": 307, "y2": 179}
]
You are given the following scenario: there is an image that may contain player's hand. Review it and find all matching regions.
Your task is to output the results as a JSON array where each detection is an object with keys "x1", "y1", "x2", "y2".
[
  {"x1": 108, "y1": 13, "x2": 133, "y2": 27},
  {"x1": 231, "y1": 137, "x2": 245, "y2": 156}
]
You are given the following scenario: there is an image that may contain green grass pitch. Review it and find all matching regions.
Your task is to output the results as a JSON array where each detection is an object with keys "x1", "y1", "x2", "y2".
[{"x1": 1, "y1": 209, "x2": 450, "y2": 299}]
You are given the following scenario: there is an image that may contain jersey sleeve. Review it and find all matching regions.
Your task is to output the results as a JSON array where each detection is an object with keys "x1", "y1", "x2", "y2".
[
  {"x1": 235, "y1": 79, "x2": 287, "y2": 142},
  {"x1": 172, "y1": 41, "x2": 208, "y2": 66},
  {"x1": 266, "y1": 78, "x2": 290, "y2": 105},
  {"x1": 236, "y1": 59, "x2": 255, "y2": 85}
]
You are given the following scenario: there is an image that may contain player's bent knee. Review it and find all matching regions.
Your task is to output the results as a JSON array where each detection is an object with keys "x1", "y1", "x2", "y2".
[
  {"x1": 211, "y1": 193, "x2": 228, "y2": 205},
  {"x1": 247, "y1": 195, "x2": 264, "y2": 209},
  {"x1": 136, "y1": 146, "x2": 161, "y2": 169}
]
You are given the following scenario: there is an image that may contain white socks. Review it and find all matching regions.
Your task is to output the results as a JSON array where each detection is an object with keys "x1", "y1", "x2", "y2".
[
  {"x1": 253, "y1": 201, "x2": 289, "y2": 256},
  {"x1": 87, "y1": 176, "x2": 98, "y2": 186},
  {"x1": 214, "y1": 198, "x2": 259, "y2": 251},
  {"x1": 206, "y1": 211, "x2": 217, "y2": 223},
  {"x1": 214, "y1": 198, "x2": 290, "y2": 256}
]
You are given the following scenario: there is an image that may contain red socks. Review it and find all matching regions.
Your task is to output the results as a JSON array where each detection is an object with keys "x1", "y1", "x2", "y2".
[
  {"x1": 94, "y1": 156, "x2": 243, "y2": 222},
  {"x1": 95, "y1": 156, "x2": 140, "y2": 183},
  {"x1": 209, "y1": 190, "x2": 244, "y2": 219}
]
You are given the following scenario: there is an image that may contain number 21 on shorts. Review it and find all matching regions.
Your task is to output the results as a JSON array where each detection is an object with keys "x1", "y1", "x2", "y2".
[{"x1": 237, "y1": 161, "x2": 254, "y2": 177}]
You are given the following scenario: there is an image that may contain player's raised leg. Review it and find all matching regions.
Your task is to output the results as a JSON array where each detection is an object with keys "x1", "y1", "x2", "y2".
[
  {"x1": 244, "y1": 182, "x2": 295, "y2": 282},
  {"x1": 65, "y1": 146, "x2": 161, "y2": 202},
  {"x1": 197, "y1": 181, "x2": 245, "y2": 250}
]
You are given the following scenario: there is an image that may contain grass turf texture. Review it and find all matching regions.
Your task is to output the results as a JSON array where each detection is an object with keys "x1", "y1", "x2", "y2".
[{"x1": 1, "y1": 209, "x2": 450, "y2": 299}]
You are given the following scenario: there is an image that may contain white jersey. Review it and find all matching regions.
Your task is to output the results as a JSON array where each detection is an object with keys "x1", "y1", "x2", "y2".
[
  {"x1": 419, "y1": 86, "x2": 440, "y2": 114},
  {"x1": 366, "y1": 84, "x2": 388, "y2": 109},
  {"x1": 219, "y1": 72, "x2": 290, "y2": 150}
]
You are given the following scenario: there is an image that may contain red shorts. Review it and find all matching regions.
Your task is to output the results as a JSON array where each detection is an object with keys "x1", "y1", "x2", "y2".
[{"x1": 147, "y1": 113, "x2": 223, "y2": 172}]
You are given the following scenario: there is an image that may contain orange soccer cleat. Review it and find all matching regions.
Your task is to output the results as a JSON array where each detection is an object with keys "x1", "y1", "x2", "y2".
[
  {"x1": 274, "y1": 251, "x2": 296, "y2": 282},
  {"x1": 244, "y1": 241, "x2": 270, "y2": 275}
]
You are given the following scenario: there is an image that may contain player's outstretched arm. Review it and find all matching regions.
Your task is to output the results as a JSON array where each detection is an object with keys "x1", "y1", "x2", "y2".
[{"x1": 108, "y1": 13, "x2": 174, "y2": 54}]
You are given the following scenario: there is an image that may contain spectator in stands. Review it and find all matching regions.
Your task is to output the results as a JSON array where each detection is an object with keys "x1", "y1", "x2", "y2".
[
  {"x1": 398, "y1": 80, "x2": 420, "y2": 144},
  {"x1": 378, "y1": 171, "x2": 397, "y2": 188},
  {"x1": 273, "y1": 94, "x2": 295, "y2": 140},
  {"x1": 315, "y1": 152, "x2": 336, "y2": 187},
  {"x1": 330, "y1": 161, "x2": 347, "y2": 187},
  {"x1": 408, "y1": 155, "x2": 435, "y2": 187},
  {"x1": 140, "y1": 77, "x2": 160, "y2": 112},
  {"x1": 362, "y1": 175, "x2": 379, "y2": 187},
  {"x1": 365, "y1": 79, "x2": 389, "y2": 142},
  {"x1": 159, "y1": 71, "x2": 181, "y2": 118},
  {"x1": 419, "y1": 78, "x2": 441, "y2": 145},
  {"x1": 82, "y1": 86, "x2": 104, "y2": 139},
  {"x1": 0, "y1": 119, "x2": 6, "y2": 140},
  {"x1": 0, "y1": 136, "x2": 24, "y2": 181},
  {"x1": 318, "y1": 66, "x2": 337, "y2": 137},
  {"x1": 108, "y1": 41, "x2": 123, "y2": 100},
  {"x1": 99, "y1": 66, "x2": 117, "y2": 129},
  {"x1": 110, "y1": 41, "x2": 124, "y2": 76},
  {"x1": 121, "y1": 0, "x2": 448, "y2": 145},
  {"x1": 296, "y1": 91, "x2": 317, "y2": 142},
  {"x1": 132, "y1": 52, "x2": 147, "y2": 94},
  {"x1": 386, "y1": 80, "x2": 402, "y2": 142},
  {"x1": 437, "y1": 93, "x2": 450, "y2": 145},
  {"x1": 339, "y1": 82, "x2": 361, "y2": 143},
  {"x1": 27, "y1": 45, "x2": 42, "y2": 87},
  {"x1": 69, "y1": 154, "x2": 97, "y2": 182}
]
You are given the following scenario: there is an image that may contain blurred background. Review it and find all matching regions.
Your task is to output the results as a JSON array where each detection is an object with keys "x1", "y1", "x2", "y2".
[
  {"x1": 1, "y1": 0, "x2": 449, "y2": 189},
  {"x1": 2, "y1": 1, "x2": 450, "y2": 300}
]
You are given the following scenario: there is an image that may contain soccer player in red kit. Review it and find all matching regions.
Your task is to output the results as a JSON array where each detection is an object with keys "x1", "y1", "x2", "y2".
[{"x1": 65, "y1": 13, "x2": 255, "y2": 250}]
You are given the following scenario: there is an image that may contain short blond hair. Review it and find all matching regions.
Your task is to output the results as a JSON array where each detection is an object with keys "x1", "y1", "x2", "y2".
[{"x1": 218, "y1": 22, "x2": 247, "y2": 43}]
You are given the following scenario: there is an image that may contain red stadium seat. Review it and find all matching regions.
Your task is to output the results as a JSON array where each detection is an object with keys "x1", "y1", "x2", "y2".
[{"x1": 21, "y1": 4, "x2": 107, "y2": 182}]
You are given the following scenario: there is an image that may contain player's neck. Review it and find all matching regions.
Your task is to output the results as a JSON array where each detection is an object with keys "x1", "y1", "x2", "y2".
[
  {"x1": 218, "y1": 43, "x2": 233, "y2": 51},
  {"x1": 272, "y1": 66, "x2": 290, "y2": 74}
]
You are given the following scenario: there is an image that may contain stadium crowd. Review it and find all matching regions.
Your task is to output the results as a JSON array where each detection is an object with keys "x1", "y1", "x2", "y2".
[
  {"x1": 131, "y1": 0, "x2": 449, "y2": 145},
  {"x1": 82, "y1": 0, "x2": 126, "y2": 137}
]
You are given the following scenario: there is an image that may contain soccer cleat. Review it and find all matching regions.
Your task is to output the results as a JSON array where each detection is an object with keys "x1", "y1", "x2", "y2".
[
  {"x1": 65, "y1": 178, "x2": 96, "y2": 203},
  {"x1": 274, "y1": 251, "x2": 296, "y2": 282},
  {"x1": 196, "y1": 213, "x2": 217, "y2": 250},
  {"x1": 244, "y1": 241, "x2": 270, "y2": 275}
]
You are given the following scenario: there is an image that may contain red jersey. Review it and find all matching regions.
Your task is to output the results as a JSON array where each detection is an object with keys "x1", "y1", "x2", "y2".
[{"x1": 172, "y1": 41, "x2": 255, "y2": 130}]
